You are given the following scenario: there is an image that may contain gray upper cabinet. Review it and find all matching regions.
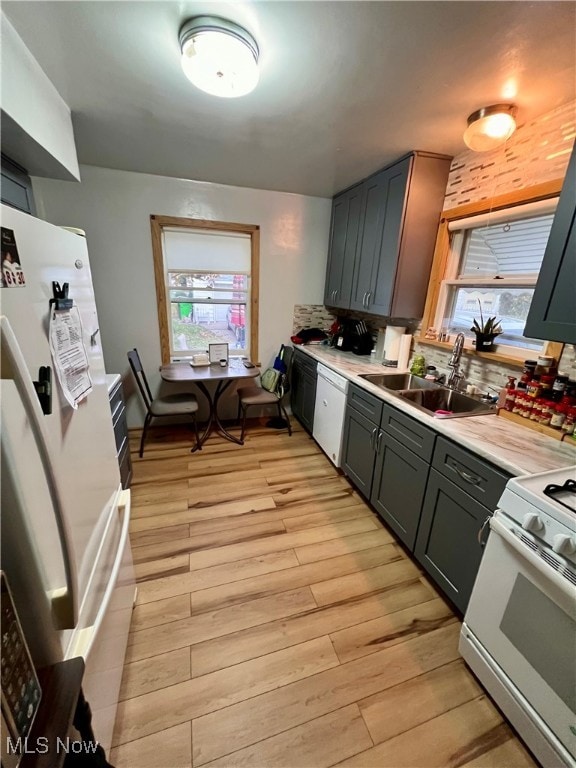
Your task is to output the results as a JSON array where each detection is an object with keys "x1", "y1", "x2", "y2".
[
  {"x1": 325, "y1": 151, "x2": 451, "y2": 317},
  {"x1": 350, "y1": 159, "x2": 409, "y2": 313},
  {"x1": 524, "y1": 141, "x2": 576, "y2": 344},
  {"x1": 324, "y1": 183, "x2": 364, "y2": 309},
  {"x1": 1, "y1": 155, "x2": 36, "y2": 215}
]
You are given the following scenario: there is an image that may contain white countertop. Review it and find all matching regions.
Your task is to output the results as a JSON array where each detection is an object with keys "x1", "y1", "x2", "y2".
[
  {"x1": 106, "y1": 373, "x2": 121, "y2": 394},
  {"x1": 295, "y1": 344, "x2": 576, "y2": 477}
]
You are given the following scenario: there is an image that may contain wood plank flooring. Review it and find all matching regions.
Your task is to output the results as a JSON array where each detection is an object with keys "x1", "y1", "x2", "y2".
[{"x1": 111, "y1": 420, "x2": 538, "y2": 768}]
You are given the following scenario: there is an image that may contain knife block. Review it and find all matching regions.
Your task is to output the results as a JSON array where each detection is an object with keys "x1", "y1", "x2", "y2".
[{"x1": 351, "y1": 332, "x2": 374, "y2": 356}]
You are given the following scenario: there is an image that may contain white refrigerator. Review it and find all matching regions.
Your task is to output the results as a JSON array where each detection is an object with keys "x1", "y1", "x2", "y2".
[{"x1": 0, "y1": 204, "x2": 135, "y2": 753}]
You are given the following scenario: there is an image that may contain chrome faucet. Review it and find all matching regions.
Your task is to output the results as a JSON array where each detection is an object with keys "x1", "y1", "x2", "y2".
[{"x1": 446, "y1": 332, "x2": 465, "y2": 390}]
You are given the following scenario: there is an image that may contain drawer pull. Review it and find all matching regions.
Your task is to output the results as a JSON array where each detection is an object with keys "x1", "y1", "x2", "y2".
[
  {"x1": 453, "y1": 464, "x2": 481, "y2": 486},
  {"x1": 478, "y1": 515, "x2": 491, "y2": 546}
]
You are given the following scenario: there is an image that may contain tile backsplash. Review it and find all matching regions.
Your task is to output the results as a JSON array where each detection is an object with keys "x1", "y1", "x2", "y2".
[
  {"x1": 445, "y1": 100, "x2": 575, "y2": 209},
  {"x1": 294, "y1": 306, "x2": 576, "y2": 393},
  {"x1": 293, "y1": 305, "x2": 419, "y2": 340},
  {"x1": 292, "y1": 305, "x2": 336, "y2": 335}
]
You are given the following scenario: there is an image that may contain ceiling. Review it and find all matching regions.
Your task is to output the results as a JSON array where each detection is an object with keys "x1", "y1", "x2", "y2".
[{"x1": 2, "y1": 1, "x2": 575, "y2": 197}]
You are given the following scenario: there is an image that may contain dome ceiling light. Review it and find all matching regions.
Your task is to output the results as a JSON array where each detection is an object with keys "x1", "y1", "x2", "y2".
[
  {"x1": 463, "y1": 104, "x2": 518, "y2": 152},
  {"x1": 179, "y1": 16, "x2": 259, "y2": 98}
]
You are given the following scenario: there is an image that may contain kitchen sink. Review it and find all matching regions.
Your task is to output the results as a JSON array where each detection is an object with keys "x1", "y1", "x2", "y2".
[
  {"x1": 396, "y1": 387, "x2": 496, "y2": 418},
  {"x1": 359, "y1": 373, "x2": 441, "y2": 391}
]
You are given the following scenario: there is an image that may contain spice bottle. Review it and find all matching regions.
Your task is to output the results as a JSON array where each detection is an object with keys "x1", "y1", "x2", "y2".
[
  {"x1": 552, "y1": 374, "x2": 569, "y2": 401},
  {"x1": 550, "y1": 401, "x2": 568, "y2": 429},
  {"x1": 526, "y1": 375, "x2": 542, "y2": 399},
  {"x1": 530, "y1": 399, "x2": 543, "y2": 421},
  {"x1": 504, "y1": 386, "x2": 517, "y2": 412},
  {"x1": 518, "y1": 360, "x2": 537, "y2": 390},
  {"x1": 535, "y1": 356, "x2": 556, "y2": 377},
  {"x1": 561, "y1": 406, "x2": 576, "y2": 436},
  {"x1": 539, "y1": 401, "x2": 555, "y2": 427}
]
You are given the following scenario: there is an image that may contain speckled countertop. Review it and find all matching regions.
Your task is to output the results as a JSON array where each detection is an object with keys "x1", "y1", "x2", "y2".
[{"x1": 296, "y1": 344, "x2": 575, "y2": 477}]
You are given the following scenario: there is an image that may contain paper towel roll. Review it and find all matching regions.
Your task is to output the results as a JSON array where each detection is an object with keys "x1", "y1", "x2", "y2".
[
  {"x1": 383, "y1": 326, "x2": 406, "y2": 362},
  {"x1": 397, "y1": 334, "x2": 413, "y2": 371}
]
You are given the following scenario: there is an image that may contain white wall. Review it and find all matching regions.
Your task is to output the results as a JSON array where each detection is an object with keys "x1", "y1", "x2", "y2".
[
  {"x1": 1, "y1": 13, "x2": 80, "y2": 180},
  {"x1": 32, "y1": 165, "x2": 331, "y2": 426}
]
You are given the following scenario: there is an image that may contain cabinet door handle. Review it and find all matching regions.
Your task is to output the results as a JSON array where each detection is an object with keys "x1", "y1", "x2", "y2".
[
  {"x1": 334, "y1": 289, "x2": 338, "y2": 302},
  {"x1": 362, "y1": 291, "x2": 368, "y2": 308},
  {"x1": 478, "y1": 515, "x2": 491, "y2": 547},
  {"x1": 453, "y1": 463, "x2": 481, "y2": 486},
  {"x1": 376, "y1": 429, "x2": 383, "y2": 454},
  {"x1": 370, "y1": 426, "x2": 378, "y2": 450},
  {"x1": 366, "y1": 291, "x2": 371, "y2": 308}
]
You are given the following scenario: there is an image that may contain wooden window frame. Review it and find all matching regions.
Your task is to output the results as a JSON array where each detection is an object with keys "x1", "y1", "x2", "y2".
[
  {"x1": 150, "y1": 215, "x2": 260, "y2": 365},
  {"x1": 418, "y1": 180, "x2": 565, "y2": 367}
]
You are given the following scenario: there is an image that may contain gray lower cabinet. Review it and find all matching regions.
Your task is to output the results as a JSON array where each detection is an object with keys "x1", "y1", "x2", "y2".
[
  {"x1": 342, "y1": 384, "x2": 512, "y2": 613},
  {"x1": 414, "y1": 438, "x2": 510, "y2": 613},
  {"x1": 290, "y1": 349, "x2": 318, "y2": 433},
  {"x1": 371, "y1": 432, "x2": 430, "y2": 551},
  {"x1": 109, "y1": 379, "x2": 132, "y2": 489},
  {"x1": 341, "y1": 406, "x2": 379, "y2": 498},
  {"x1": 342, "y1": 385, "x2": 432, "y2": 551}
]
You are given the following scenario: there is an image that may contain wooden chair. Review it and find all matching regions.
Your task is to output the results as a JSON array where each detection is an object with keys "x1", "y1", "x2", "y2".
[
  {"x1": 127, "y1": 348, "x2": 201, "y2": 457},
  {"x1": 236, "y1": 347, "x2": 293, "y2": 443}
]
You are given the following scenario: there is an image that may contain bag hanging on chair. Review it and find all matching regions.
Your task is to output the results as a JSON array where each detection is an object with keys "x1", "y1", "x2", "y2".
[
  {"x1": 260, "y1": 367, "x2": 282, "y2": 394},
  {"x1": 261, "y1": 344, "x2": 288, "y2": 397}
]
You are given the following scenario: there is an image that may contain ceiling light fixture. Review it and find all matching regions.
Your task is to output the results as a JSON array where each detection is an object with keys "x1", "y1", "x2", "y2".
[
  {"x1": 179, "y1": 16, "x2": 259, "y2": 98},
  {"x1": 463, "y1": 104, "x2": 518, "y2": 152}
]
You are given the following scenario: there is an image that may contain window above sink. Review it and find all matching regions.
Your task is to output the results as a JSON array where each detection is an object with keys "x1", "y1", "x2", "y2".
[{"x1": 419, "y1": 180, "x2": 565, "y2": 366}]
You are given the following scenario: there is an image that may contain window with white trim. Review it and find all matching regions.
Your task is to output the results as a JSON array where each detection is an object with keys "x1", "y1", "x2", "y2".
[{"x1": 433, "y1": 198, "x2": 558, "y2": 355}]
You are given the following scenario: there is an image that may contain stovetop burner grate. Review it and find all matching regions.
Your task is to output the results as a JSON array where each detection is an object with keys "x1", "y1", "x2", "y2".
[{"x1": 543, "y1": 478, "x2": 576, "y2": 513}]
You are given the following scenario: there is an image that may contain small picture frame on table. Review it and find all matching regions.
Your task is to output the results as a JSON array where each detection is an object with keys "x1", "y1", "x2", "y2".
[{"x1": 209, "y1": 343, "x2": 229, "y2": 365}]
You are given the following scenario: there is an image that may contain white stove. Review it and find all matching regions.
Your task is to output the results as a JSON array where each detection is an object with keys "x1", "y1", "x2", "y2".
[
  {"x1": 460, "y1": 466, "x2": 576, "y2": 768},
  {"x1": 498, "y1": 467, "x2": 576, "y2": 569}
]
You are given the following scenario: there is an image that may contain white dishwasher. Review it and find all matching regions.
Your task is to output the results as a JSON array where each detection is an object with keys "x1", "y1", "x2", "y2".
[{"x1": 313, "y1": 363, "x2": 349, "y2": 467}]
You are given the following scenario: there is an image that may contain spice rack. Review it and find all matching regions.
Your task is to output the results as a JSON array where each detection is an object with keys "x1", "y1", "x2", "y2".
[{"x1": 497, "y1": 408, "x2": 576, "y2": 444}]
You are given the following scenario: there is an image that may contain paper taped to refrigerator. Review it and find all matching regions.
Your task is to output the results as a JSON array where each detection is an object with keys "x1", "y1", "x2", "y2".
[{"x1": 49, "y1": 307, "x2": 92, "y2": 408}]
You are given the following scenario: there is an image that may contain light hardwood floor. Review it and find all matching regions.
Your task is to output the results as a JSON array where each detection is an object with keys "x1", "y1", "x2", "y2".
[{"x1": 110, "y1": 420, "x2": 538, "y2": 768}]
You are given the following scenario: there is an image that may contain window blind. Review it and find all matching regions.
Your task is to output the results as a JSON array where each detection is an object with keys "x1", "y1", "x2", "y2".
[{"x1": 163, "y1": 228, "x2": 251, "y2": 272}]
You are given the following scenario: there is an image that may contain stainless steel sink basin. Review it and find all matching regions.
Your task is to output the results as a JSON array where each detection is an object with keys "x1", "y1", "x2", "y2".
[
  {"x1": 359, "y1": 373, "x2": 441, "y2": 391},
  {"x1": 397, "y1": 388, "x2": 496, "y2": 418}
]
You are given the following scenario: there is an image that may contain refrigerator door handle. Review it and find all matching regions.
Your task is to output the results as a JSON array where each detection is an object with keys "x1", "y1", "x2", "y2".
[
  {"x1": 0, "y1": 315, "x2": 78, "y2": 629},
  {"x1": 70, "y1": 489, "x2": 132, "y2": 660}
]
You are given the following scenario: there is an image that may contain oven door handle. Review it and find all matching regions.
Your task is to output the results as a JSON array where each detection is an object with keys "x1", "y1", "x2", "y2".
[{"x1": 490, "y1": 517, "x2": 575, "y2": 602}]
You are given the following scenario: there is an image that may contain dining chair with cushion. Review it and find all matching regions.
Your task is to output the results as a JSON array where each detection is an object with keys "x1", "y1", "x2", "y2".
[
  {"x1": 127, "y1": 348, "x2": 201, "y2": 457},
  {"x1": 236, "y1": 347, "x2": 293, "y2": 444}
]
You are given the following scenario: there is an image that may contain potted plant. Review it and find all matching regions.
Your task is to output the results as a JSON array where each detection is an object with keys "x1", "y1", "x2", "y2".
[{"x1": 470, "y1": 301, "x2": 503, "y2": 351}]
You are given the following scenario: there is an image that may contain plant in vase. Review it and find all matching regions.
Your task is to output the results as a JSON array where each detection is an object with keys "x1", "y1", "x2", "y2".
[{"x1": 470, "y1": 301, "x2": 503, "y2": 351}]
